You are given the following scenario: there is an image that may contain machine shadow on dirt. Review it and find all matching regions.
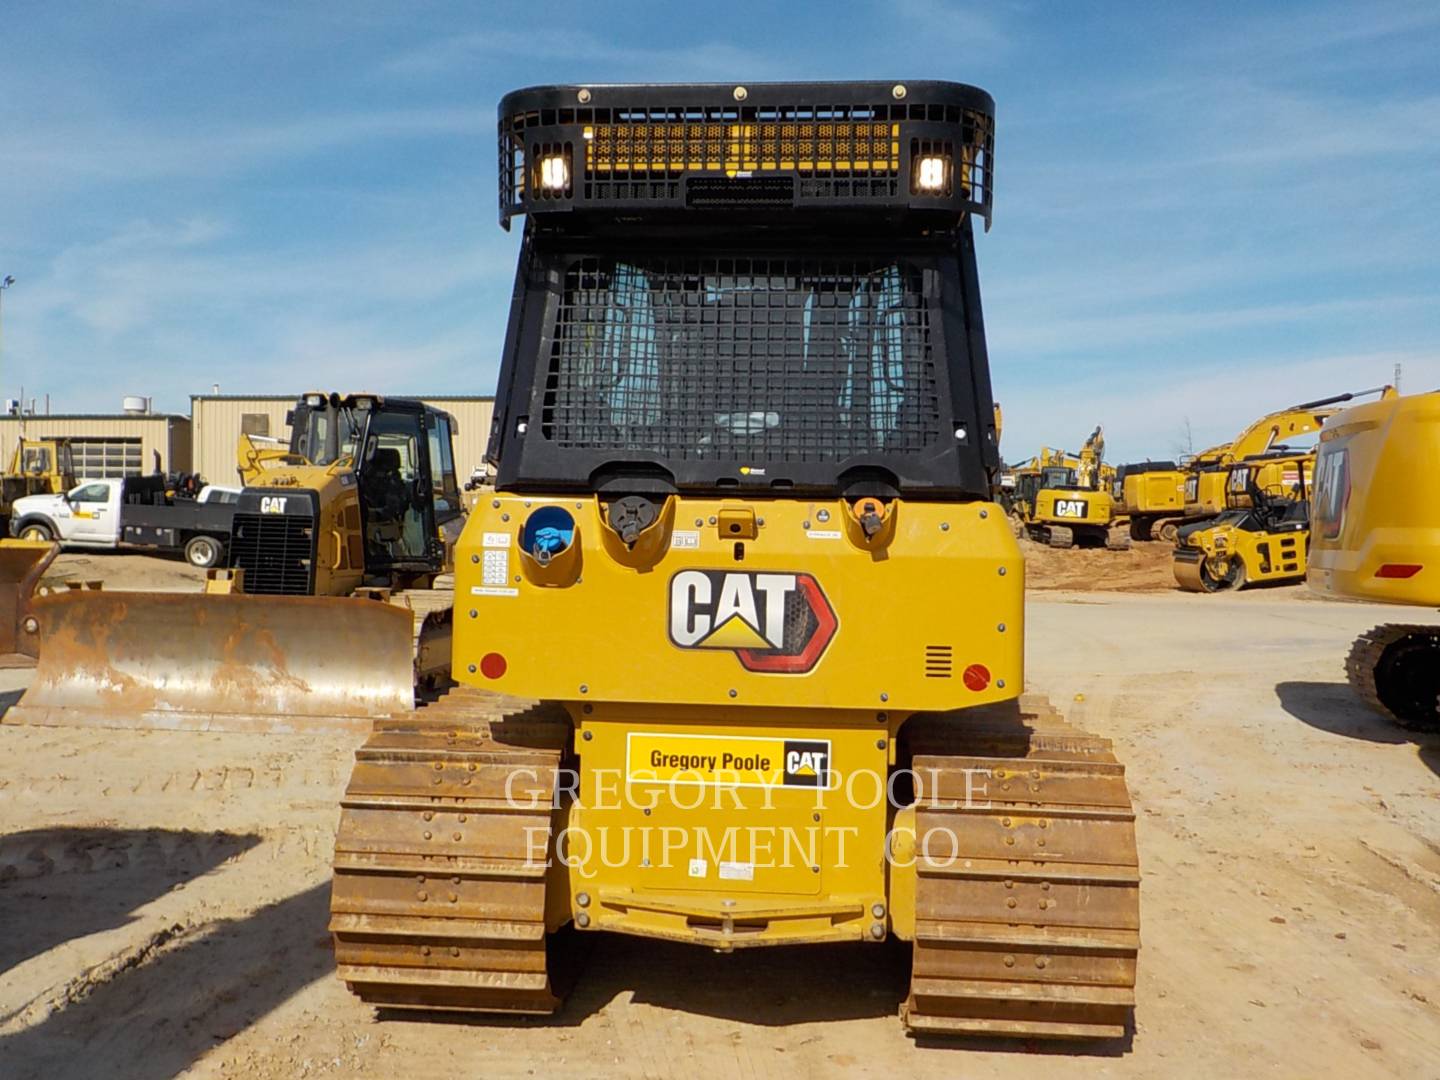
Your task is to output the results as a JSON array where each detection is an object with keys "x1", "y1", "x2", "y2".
[
  {"x1": 1274, "y1": 681, "x2": 1440, "y2": 773},
  {"x1": 0, "y1": 879, "x2": 330, "y2": 1080}
]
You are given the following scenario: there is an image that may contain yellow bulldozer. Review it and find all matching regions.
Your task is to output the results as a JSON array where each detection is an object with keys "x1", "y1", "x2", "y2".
[
  {"x1": 1309, "y1": 391, "x2": 1440, "y2": 731},
  {"x1": 7, "y1": 81, "x2": 1141, "y2": 1041},
  {"x1": 2, "y1": 436, "x2": 77, "y2": 537},
  {"x1": 6, "y1": 391, "x2": 465, "y2": 731},
  {"x1": 1172, "y1": 448, "x2": 1313, "y2": 592},
  {"x1": 1013, "y1": 428, "x2": 1130, "y2": 549}
]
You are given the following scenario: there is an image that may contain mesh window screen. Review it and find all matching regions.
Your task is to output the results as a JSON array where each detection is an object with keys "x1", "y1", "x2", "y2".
[{"x1": 541, "y1": 257, "x2": 939, "y2": 463}]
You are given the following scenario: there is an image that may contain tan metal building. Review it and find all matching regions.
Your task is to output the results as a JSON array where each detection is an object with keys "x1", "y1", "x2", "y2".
[
  {"x1": 0, "y1": 413, "x2": 191, "y2": 479},
  {"x1": 190, "y1": 395, "x2": 495, "y2": 485}
]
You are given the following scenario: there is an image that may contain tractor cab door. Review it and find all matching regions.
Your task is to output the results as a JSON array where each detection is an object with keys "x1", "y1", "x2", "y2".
[
  {"x1": 425, "y1": 411, "x2": 462, "y2": 529},
  {"x1": 359, "y1": 408, "x2": 437, "y2": 574}
]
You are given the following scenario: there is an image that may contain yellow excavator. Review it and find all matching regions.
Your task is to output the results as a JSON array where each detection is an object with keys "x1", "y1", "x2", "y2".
[
  {"x1": 9, "y1": 81, "x2": 1141, "y2": 1041},
  {"x1": 6, "y1": 392, "x2": 465, "y2": 731},
  {"x1": 1309, "y1": 391, "x2": 1440, "y2": 731},
  {"x1": 1014, "y1": 428, "x2": 1129, "y2": 549},
  {"x1": 1172, "y1": 448, "x2": 1313, "y2": 592},
  {"x1": 1112, "y1": 460, "x2": 1184, "y2": 542},
  {"x1": 1176, "y1": 390, "x2": 1391, "y2": 528}
]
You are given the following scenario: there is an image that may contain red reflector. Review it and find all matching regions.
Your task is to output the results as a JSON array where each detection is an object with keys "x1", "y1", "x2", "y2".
[
  {"x1": 962, "y1": 664, "x2": 991, "y2": 692},
  {"x1": 480, "y1": 652, "x2": 508, "y2": 679},
  {"x1": 1375, "y1": 564, "x2": 1422, "y2": 579}
]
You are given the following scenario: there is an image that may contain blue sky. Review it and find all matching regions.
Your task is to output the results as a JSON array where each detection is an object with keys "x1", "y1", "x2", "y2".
[{"x1": 1, "y1": 1, "x2": 1437, "y2": 462}]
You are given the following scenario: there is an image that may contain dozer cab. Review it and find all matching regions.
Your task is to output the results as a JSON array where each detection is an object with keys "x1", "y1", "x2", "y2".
[
  {"x1": 3, "y1": 436, "x2": 77, "y2": 535},
  {"x1": 1173, "y1": 449, "x2": 1313, "y2": 592},
  {"x1": 1309, "y1": 391, "x2": 1440, "y2": 731},
  {"x1": 323, "y1": 81, "x2": 1140, "y2": 1042},
  {"x1": 1016, "y1": 428, "x2": 1129, "y2": 549},
  {"x1": 6, "y1": 392, "x2": 464, "y2": 733}
]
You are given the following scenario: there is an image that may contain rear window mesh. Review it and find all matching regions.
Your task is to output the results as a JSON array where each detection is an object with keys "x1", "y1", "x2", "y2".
[{"x1": 540, "y1": 257, "x2": 940, "y2": 462}]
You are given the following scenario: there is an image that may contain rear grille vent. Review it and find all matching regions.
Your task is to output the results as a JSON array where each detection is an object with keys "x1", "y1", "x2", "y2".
[
  {"x1": 685, "y1": 176, "x2": 794, "y2": 207},
  {"x1": 924, "y1": 645, "x2": 953, "y2": 679},
  {"x1": 231, "y1": 513, "x2": 316, "y2": 595}
]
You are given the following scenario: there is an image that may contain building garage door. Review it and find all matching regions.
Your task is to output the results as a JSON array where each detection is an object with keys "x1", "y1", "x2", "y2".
[{"x1": 71, "y1": 438, "x2": 144, "y2": 478}]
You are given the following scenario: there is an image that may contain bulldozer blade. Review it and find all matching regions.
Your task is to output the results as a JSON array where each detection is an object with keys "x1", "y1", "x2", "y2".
[
  {"x1": 3, "y1": 590, "x2": 415, "y2": 734},
  {"x1": 0, "y1": 540, "x2": 60, "y2": 667}
]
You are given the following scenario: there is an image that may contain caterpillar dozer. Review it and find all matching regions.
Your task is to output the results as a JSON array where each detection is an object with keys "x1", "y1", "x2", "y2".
[
  {"x1": 1014, "y1": 428, "x2": 1129, "y2": 549},
  {"x1": 4, "y1": 392, "x2": 464, "y2": 732},
  {"x1": 325, "y1": 81, "x2": 1140, "y2": 1041},
  {"x1": 1173, "y1": 448, "x2": 1313, "y2": 592},
  {"x1": 1309, "y1": 391, "x2": 1440, "y2": 732},
  {"x1": 3, "y1": 436, "x2": 77, "y2": 536}
]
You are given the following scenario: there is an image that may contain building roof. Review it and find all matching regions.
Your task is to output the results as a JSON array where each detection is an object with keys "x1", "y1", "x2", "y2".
[
  {"x1": 190, "y1": 393, "x2": 496, "y2": 402},
  {"x1": 0, "y1": 413, "x2": 187, "y2": 422}
]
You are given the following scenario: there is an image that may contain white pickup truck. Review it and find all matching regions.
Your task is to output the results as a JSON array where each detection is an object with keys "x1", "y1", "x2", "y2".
[{"x1": 10, "y1": 476, "x2": 241, "y2": 567}]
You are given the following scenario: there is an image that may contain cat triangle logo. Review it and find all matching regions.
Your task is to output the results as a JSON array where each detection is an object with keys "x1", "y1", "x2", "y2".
[{"x1": 699, "y1": 615, "x2": 772, "y2": 650}]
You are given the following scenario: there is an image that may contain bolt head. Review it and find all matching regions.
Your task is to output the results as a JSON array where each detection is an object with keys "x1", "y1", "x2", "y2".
[
  {"x1": 869, "y1": 923, "x2": 886, "y2": 940},
  {"x1": 871, "y1": 903, "x2": 885, "y2": 919},
  {"x1": 892, "y1": 83, "x2": 907, "y2": 99},
  {"x1": 576, "y1": 912, "x2": 591, "y2": 928},
  {"x1": 577, "y1": 88, "x2": 592, "y2": 103},
  {"x1": 576, "y1": 892, "x2": 591, "y2": 907},
  {"x1": 583, "y1": 730, "x2": 593, "y2": 740},
  {"x1": 733, "y1": 85, "x2": 748, "y2": 101},
  {"x1": 728, "y1": 688, "x2": 738, "y2": 699}
]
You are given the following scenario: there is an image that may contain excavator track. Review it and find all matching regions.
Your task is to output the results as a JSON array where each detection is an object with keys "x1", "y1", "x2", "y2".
[
  {"x1": 1346, "y1": 624, "x2": 1440, "y2": 732},
  {"x1": 901, "y1": 695, "x2": 1139, "y2": 1041},
  {"x1": 330, "y1": 686, "x2": 575, "y2": 1014}
]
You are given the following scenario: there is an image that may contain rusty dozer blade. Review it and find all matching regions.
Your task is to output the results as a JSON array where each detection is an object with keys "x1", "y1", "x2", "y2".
[
  {"x1": 0, "y1": 540, "x2": 59, "y2": 667},
  {"x1": 4, "y1": 590, "x2": 415, "y2": 734}
]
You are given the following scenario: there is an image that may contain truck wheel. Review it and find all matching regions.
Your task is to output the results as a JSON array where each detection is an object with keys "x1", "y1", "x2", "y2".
[
  {"x1": 18, "y1": 522, "x2": 53, "y2": 542},
  {"x1": 185, "y1": 535, "x2": 223, "y2": 569}
]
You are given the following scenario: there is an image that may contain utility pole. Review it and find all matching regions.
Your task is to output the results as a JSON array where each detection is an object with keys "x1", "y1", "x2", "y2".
[
  {"x1": 0, "y1": 275, "x2": 14, "y2": 449},
  {"x1": 0, "y1": 275, "x2": 13, "y2": 414},
  {"x1": 1393, "y1": 361, "x2": 1402, "y2": 394}
]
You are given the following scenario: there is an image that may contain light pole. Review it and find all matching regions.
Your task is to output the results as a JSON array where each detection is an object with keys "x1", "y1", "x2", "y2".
[{"x1": 0, "y1": 275, "x2": 13, "y2": 419}]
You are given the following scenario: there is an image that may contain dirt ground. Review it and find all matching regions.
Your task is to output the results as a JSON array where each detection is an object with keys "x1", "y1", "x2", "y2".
[
  {"x1": 1, "y1": 554, "x2": 1438, "y2": 1079},
  {"x1": 1019, "y1": 537, "x2": 1178, "y2": 593},
  {"x1": 41, "y1": 551, "x2": 208, "y2": 593}
]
